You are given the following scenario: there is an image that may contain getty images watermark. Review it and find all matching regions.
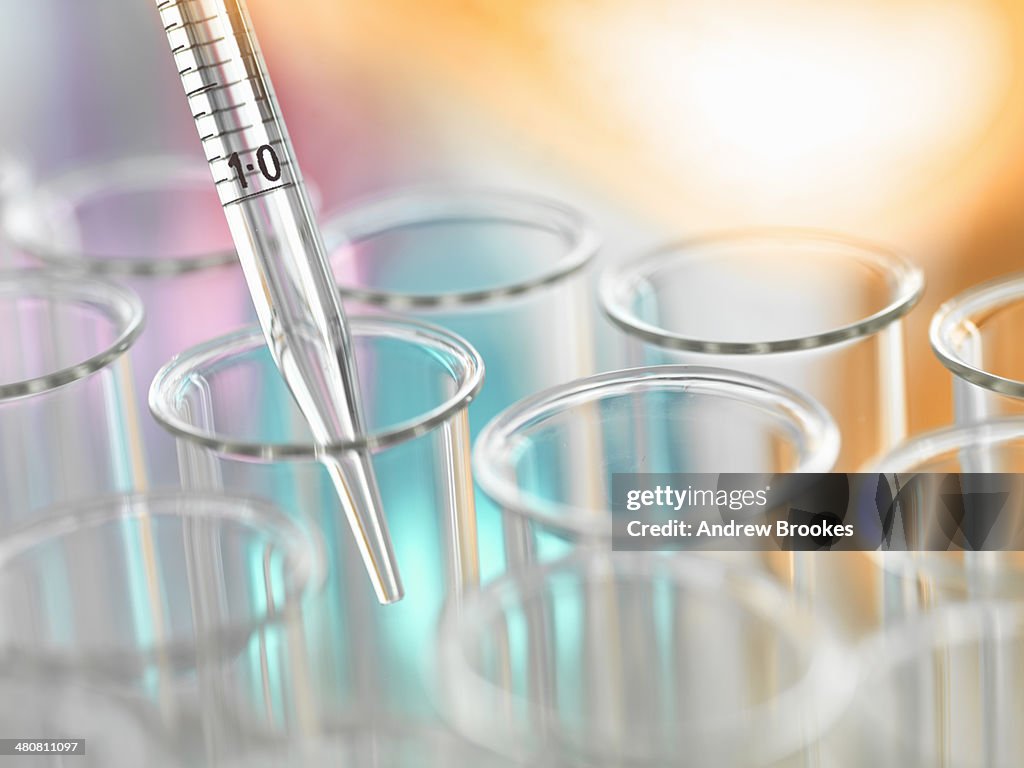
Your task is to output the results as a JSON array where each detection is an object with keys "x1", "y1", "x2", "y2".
[
  {"x1": 612, "y1": 473, "x2": 1024, "y2": 551},
  {"x1": 622, "y1": 482, "x2": 852, "y2": 542}
]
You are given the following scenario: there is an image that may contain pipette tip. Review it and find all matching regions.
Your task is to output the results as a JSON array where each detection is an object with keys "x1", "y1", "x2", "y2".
[{"x1": 327, "y1": 454, "x2": 404, "y2": 604}]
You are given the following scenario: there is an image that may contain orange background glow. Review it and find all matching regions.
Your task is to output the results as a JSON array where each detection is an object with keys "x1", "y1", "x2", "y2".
[{"x1": 4, "y1": 0, "x2": 1024, "y2": 437}]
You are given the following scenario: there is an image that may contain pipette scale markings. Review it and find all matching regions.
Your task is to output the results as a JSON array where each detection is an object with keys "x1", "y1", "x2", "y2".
[{"x1": 155, "y1": 0, "x2": 403, "y2": 603}]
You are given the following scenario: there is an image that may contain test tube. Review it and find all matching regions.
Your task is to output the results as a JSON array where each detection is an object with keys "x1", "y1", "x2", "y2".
[
  {"x1": 473, "y1": 365, "x2": 838, "y2": 569},
  {"x1": 0, "y1": 271, "x2": 146, "y2": 523},
  {"x1": 0, "y1": 491, "x2": 322, "y2": 765},
  {"x1": 1, "y1": 155, "x2": 257, "y2": 487},
  {"x1": 931, "y1": 273, "x2": 1024, "y2": 423},
  {"x1": 600, "y1": 229, "x2": 923, "y2": 469},
  {"x1": 470, "y1": 363, "x2": 840, "y2": 758},
  {"x1": 148, "y1": 316, "x2": 483, "y2": 725},
  {"x1": 323, "y1": 188, "x2": 598, "y2": 429},
  {"x1": 847, "y1": 601, "x2": 1024, "y2": 768},
  {"x1": 321, "y1": 187, "x2": 599, "y2": 580},
  {"x1": 438, "y1": 550, "x2": 855, "y2": 766},
  {"x1": 869, "y1": 418, "x2": 1024, "y2": 619},
  {"x1": 600, "y1": 229, "x2": 924, "y2": 634}
]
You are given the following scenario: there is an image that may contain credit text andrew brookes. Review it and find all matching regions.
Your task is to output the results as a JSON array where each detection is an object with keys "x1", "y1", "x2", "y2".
[
  {"x1": 621, "y1": 480, "x2": 852, "y2": 545},
  {"x1": 613, "y1": 472, "x2": 1024, "y2": 552}
]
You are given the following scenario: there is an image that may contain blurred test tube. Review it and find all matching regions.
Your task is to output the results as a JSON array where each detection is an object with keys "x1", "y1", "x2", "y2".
[
  {"x1": 870, "y1": 419, "x2": 1024, "y2": 621},
  {"x1": 438, "y1": 550, "x2": 855, "y2": 767},
  {"x1": 0, "y1": 271, "x2": 146, "y2": 523},
  {"x1": 0, "y1": 491, "x2": 321, "y2": 766},
  {"x1": 847, "y1": 601, "x2": 1024, "y2": 768},
  {"x1": 0, "y1": 155, "x2": 307, "y2": 487}
]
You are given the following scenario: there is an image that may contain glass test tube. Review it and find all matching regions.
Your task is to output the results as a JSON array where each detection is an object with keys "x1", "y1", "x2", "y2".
[
  {"x1": 931, "y1": 273, "x2": 1024, "y2": 423},
  {"x1": 600, "y1": 229, "x2": 924, "y2": 635},
  {"x1": 438, "y1": 550, "x2": 855, "y2": 767},
  {"x1": 600, "y1": 229, "x2": 923, "y2": 470},
  {"x1": 847, "y1": 601, "x2": 1024, "y2": 768},
  {"x1": 870, "y1": 419, "x2": 1024, "y2": 620},
  {"x1": 0, "y1": 271, "x2": 146, "y2": 523},
  {"x1": 469, "y1": 364, "x2": 842, "y2": 764},
  {"x1": 321, "y1": 188, "x2": 599, "y2": 581},
  {"x1": 1, "y1": 155, "x2": 257, "y2": 487},
  {"x1": 148, "y1": 316, "x2": 483, "y2": 728},
  {"x1": 0, "y1": 491, "x2": 322, "y2": 767},
  {"x1": 473, "y1": 365, "x2": 838, "y2": 569}
]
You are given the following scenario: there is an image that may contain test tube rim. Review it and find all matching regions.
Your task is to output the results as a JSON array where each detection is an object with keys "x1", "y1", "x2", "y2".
[
  {"x1": 870, "y1": 416, "x2": 1024, "y2": 473},
  {"x1": 0, "y1": 269, "x2": 145, "y2": 401},
  {"x1": 930, "y1": 271, "x2": 1024, "y2": 398},
  {"x1": 867, "y1": 417, "x2": 1024, "y2": 587},
  {"x1": 599, "y1": 226, "x2": 924, "y2": 355},
  {"x1": 472, "y1": 363, "x2": 840, "y2": 540},
  {"x1": 0, "y1": 490, "x2": 325, "y2": 672},
  {"x1": 321, "y1": 186, "x2": 600, "y2": 309},
  {"x1": 3, "y1": 154, "x2": 240, "y2": 276},
  {"x1": 149, "y1": 314, "x2": 484, "y2": 459},
  {"x1": 437, "y1": 549, "x2": 856, "y2": 764}
]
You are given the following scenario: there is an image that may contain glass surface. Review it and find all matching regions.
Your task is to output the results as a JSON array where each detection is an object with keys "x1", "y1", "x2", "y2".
[
  {"x1": 3, "y1": 156, "x2": 257, "y2": 487},
  {"x1": 870, "y1": 419, "x2": 1024, "y2": 614},
  {"x1": 600, "y1": 230, "x2": 923, "y2": 639},
  {"x1": 849, "y1": 602, "x2": 1024, "y2": 768},
  {"x1": 474, "y1": 365, "x2": 837, "y2": 550},
  {"x1": 439, "y1": 550, "x2": 854, "y2": 767},
  {"x1": 0, "y1": 491, "x2": 321, "y2": 767},
  {"x1": 931, "y1": 273, "x2": 1024, "y2": 422},
  {"x1": 0, "y1": 492, "x2": 320, "y2": 676},
  {"x1": 323, "y1": 188, "x2": 599, "y2": 583},
  {"x1": 600, "y1": 229, "x2": 923, "y2": 470},
  {"x1": 0, "y1": 271, "x2": 145, "y2": 524},
  {"x1": 325, "y1": 188, "x2": 596, "y2": 305},
  {"x1": 150, "y1": 316, "x2": 482, "y2": 725}
]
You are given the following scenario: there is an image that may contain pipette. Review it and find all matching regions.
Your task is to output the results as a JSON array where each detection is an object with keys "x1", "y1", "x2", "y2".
[{"x1": 154, "y1": 0, "x2": 403, "y2": 603}]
